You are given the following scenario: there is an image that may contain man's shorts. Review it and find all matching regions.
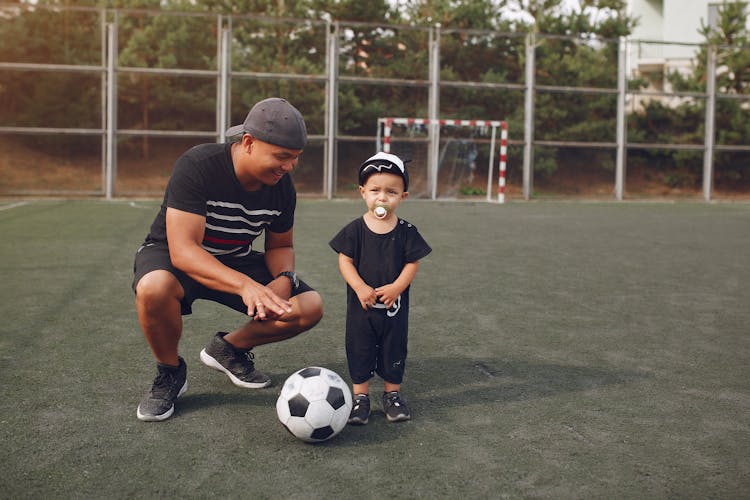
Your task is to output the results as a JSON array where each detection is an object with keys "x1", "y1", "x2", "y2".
[{"x1": 132, "y1": 241, "x2": 314, "y2": 315}]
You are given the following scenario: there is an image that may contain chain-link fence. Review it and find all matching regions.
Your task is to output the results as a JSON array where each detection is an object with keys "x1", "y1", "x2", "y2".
[{"x1": 1, "y1": 4, "x2": 748, "y2": 201}]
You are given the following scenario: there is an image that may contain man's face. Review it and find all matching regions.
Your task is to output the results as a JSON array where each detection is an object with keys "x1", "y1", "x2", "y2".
[{"x1": 246, "y1": 138, "x2": 303, "y2": 186}]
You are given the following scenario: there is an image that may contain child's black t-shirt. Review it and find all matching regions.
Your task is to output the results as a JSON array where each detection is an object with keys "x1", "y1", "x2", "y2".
[{"x1": 329, "y1": 217, "x2": 431, "y2": 305}]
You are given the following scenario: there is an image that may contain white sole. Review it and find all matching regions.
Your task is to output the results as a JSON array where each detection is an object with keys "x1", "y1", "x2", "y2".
[{"x1": 199, "y1": 349, "x2": 271, "y2": 389}]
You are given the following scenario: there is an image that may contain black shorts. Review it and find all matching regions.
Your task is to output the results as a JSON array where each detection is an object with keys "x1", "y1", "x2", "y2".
[
  {"x1": 132, "y1": 241, "x2": 314, "y2": 315},
  {"x1": 345, "y1": 299, "x2": 409, "y2": 385}
]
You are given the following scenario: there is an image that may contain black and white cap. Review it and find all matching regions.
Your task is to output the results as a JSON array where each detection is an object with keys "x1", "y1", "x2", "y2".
[{"x1": 358, "y1": 152, "x2": 410, "y2": 191}]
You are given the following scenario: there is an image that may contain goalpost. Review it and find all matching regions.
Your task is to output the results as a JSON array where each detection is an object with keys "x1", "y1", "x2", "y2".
[{"x1": 377, "y1": 117, "x2": 508, "y2": 203}]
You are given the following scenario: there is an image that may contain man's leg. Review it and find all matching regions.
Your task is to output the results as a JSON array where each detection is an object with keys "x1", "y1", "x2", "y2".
[
  {"x1": 135, "y1": 270, "x2": 185, "y2": 367},
  {"x1": 199, "y1": 291, "x2": 323, "y2": 389},
  {"x1": 224, "y1": 290, "x2": 323, "y2": 348},
  {"x1": 134, "y1": 270, "x2": 188, "y2": 422}
]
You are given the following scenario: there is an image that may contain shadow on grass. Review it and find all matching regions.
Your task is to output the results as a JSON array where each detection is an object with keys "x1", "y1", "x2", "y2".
[
  {"x1": 167, "y1": 355, "x2": 650, "y2": 447},
  {"x1": 176, "y1": 390, "x2": 279, "y2": 416},
  {"x1": 408, "y1": 356, "x2": 650, "y2": 405},
  {"x1": 177, "y1": 356, "x2": 650, "y2": 414}
]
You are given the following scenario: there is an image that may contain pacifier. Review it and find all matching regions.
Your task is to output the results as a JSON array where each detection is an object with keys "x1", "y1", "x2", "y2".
[{"x1": 373, "y1": 205, "x2": 388, "y2": 219}]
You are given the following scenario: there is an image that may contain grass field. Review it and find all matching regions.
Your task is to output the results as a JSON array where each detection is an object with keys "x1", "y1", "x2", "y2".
[{"x1": 1, "y1": 199, "x2": 749, "y2": 499}]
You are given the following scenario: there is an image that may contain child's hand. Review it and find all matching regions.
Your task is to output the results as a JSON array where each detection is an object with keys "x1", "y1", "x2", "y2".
[
  {"x1": 355, "y1": 285, "x2": 378, "y2": 310},
  {"x1": 375, "y1": 284, "x2": 401, "y2": 308}
]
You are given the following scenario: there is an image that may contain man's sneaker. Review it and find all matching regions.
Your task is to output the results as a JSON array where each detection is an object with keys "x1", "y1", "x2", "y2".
[
  {"x1": 382, "y1": 391, "x2": 411, "y2": 422},
  {"x1": 348, "y1": 394, "x2": 371, "y2": 425},
  {"x1": 136, "y1": 357, "x2": 187, "y2": 422},
  {"x1": 199, "y1": 332, "x2": 271, "y2": 388}
]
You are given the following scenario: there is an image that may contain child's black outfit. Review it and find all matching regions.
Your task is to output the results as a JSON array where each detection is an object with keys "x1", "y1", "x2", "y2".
[{"x1": 329, "y1": 217, "x2": 431, "y2": 385}]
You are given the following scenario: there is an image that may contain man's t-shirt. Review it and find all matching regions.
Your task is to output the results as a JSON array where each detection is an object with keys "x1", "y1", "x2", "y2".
[{"x1": 144, "y1": 142, "x2": 296, "y2": 260}]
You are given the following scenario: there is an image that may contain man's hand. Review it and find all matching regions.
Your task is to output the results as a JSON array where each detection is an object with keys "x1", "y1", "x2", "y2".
[{"x1": 240, "y1": 279, "x2": 292, "y2": 320}]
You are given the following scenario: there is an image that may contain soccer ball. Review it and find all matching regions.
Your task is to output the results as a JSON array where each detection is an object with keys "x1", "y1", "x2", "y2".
[{"x1": 276, "y1": 366, "x2": 353, "y2": 443}]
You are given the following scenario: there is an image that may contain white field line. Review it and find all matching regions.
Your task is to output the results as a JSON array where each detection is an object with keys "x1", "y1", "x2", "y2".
[{"x1": 0, "y1": 201, "x2": 29, "y2": 211}]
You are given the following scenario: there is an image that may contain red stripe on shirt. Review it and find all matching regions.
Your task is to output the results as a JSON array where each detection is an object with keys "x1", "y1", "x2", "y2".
[{"x1": 203, "y1": 235, "x2": 251, "y2": 246}]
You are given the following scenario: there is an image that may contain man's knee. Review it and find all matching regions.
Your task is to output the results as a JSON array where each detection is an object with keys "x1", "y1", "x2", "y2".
[
  {"x1": 135, "y1": 270, "x2": 183, "y2": 309},
  {"x1": 297, "y1": 291, "x2": 323, "y2": 330}
]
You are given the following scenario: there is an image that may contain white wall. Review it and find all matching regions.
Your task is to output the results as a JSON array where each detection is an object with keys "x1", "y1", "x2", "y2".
[
  {"x1": 626, "y1": 0, "x2": 715, "y2": 77},
  {"x1": 628, "y1": 0, "x2": 665, "y2": 41},
  {"x1": 663, "y1": 0, "x2": 712, "y2": 43}
]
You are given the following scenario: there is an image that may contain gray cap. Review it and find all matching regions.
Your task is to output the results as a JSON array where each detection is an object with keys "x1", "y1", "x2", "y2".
[{"x1": 225, "y1": 97, "x2": 307, "y2": 150}]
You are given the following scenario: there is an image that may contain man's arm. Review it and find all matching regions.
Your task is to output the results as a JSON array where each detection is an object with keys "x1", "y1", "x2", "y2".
[
  {"x1": 263, "y1": 228, "x2": 296, "y2": 300},
  {"x1": 166, "y1": 207, "x2": 291, "y2": 319}
]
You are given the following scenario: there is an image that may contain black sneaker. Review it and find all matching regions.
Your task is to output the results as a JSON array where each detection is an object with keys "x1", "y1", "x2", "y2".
[
  {"x1": 382, "y1": 391, "x2": 411, "y2": 422},
  {"x1": 199, "y1": 332, "x2": 271, "y2": 388},
  {"x1": 136, "y1": 357, "x2": 187, "y2": 422},
  {"x1": 348, "y1": 394, "x2": 371, "y2": 425}
]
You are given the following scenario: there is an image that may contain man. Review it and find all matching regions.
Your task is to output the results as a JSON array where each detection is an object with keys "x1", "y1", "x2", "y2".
[{"x1": 132, "y1": 97, "x2": 323, "y2": 422}]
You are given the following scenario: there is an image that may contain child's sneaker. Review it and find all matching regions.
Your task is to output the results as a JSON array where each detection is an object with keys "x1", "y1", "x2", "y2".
[
  {"x1": 382, "y1": 391, "x2": 411, "y2": 422},
  {"x1": 348, "y1": 394, "x2": 371, "y2": 425}
]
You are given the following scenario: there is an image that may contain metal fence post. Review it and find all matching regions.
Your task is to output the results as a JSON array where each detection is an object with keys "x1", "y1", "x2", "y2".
[
  {"x1": 427, "y1": 24, "x2": 441, "y2": 200},
  {"x1": 105, "y1": 20, "x2": 117, "y2": 200},
  {"x1": 523, "y1": 32, "x2": 535, "y2": 201},
  {"x1": 216, "y1": 15, "x2": 232, "y2": 142},
  {"x1": 703, "y1": 45, "x2": 716, "y2": 202},
  {"x1": 615, "y1": 36, "x2": 627, "y2": 201},
  {"x1": 100, "y1": 8, "x2": 107, "y2": 197},
  {"x1": 218, "y1": 24, "x2": 230, "y2": 143},
  {"x1": 325, "y1": 21, "x2": 339, "y2": 200}
]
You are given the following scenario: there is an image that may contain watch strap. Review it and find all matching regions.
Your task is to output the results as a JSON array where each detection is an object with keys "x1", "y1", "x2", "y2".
[{"x1": 276, "y1": 271, "x2": 299, "y2": 291}]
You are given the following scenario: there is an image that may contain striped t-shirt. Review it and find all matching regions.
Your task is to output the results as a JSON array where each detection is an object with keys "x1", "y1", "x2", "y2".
[{"x1": 144, "y1": 142, "x2": 295, "y2": 260}]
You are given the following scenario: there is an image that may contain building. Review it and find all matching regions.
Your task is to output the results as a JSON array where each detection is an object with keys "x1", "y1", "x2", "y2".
[{"x1": 625, "y1": 0, "x2": 747, "y2": 83}]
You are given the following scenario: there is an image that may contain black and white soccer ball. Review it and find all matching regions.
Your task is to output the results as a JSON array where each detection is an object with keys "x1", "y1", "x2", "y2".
[{"x1": 276, "y1": 366, "x2": 353, "y2": 443}]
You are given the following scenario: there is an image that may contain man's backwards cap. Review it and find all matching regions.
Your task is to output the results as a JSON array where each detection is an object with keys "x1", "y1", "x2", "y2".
[{"x1": 225, "y1": 97, "x2": 307, "y2": 150}]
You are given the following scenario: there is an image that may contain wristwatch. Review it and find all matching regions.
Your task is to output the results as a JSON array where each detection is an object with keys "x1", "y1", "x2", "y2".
[{"x1": 276, "y1": 271, "x2": 299, "y2": 292}]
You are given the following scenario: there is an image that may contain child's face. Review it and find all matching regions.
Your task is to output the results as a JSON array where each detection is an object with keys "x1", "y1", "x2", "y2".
[{"x1": 359, "y1": 172, "x2": 408, "y2": 218}]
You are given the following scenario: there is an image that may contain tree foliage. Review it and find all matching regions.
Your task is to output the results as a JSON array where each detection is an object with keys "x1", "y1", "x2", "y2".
[
  {"x1": 629, "y1": 1, "x2": 749, "y2": 188},
  {"x1": 3, "y1": 0, "x2": 745, "y2": 188}
]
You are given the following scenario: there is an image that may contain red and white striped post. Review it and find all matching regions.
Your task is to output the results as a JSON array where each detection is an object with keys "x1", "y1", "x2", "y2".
[
  {"x1": 498, "y1": 121, "x2": 508, "y2": 204},
  {"x1": 382, "y1": 118, "x2": 393, "y2": 153}
]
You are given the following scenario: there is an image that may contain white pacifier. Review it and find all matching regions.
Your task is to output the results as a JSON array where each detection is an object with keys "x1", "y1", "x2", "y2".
[{"x1": 374, "y1": 205, "x2": 388, "y2": 219}]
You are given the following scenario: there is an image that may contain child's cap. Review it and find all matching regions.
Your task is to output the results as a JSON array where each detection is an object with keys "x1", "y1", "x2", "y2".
[{"x1": 358, "y1": 152, "x2": 410, "y2": 191}]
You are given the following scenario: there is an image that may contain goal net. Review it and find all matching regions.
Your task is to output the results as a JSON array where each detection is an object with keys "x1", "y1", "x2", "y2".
[{"x1": 376, "y1": 118, "x2": 508, "y2": 202}]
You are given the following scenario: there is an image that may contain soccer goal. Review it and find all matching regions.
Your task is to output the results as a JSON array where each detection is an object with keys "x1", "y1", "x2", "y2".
[{"x1": 376, "y1": 118, "x2": 508, "y2": 203}]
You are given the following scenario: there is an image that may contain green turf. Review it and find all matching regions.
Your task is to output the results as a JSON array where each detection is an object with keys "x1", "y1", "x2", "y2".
[{"x1": 1, "y1": 199, "x2": 749, "y2": 498}]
